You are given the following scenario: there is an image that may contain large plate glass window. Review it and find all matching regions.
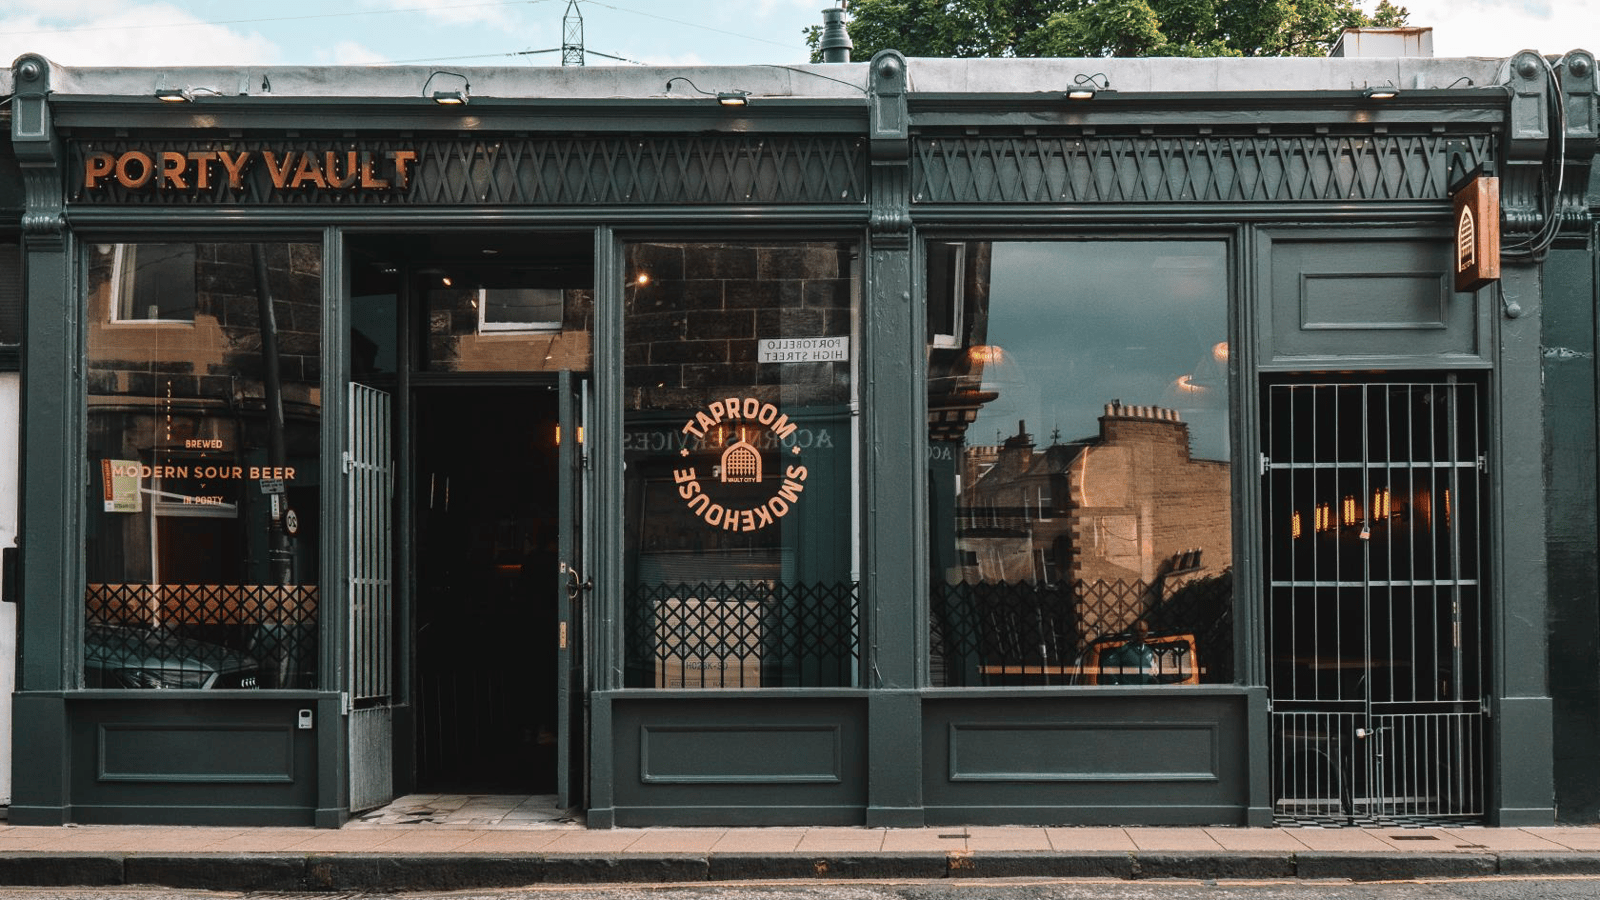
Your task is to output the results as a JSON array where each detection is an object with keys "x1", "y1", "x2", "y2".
[
  {"x1": 623, "y1": 241, "x2": 860, "y2": 688},
  {"x1": 927, "y1": 240, "x2": 1233, "y2": 687},
  {"x1": 84, "y1": 242, "x2": 322, "y2": 689}
]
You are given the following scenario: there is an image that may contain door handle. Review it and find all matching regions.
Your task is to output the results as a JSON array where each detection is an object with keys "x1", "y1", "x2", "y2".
[{"x1": 565, "y1": 567, "x2": 592, "y2": 601}]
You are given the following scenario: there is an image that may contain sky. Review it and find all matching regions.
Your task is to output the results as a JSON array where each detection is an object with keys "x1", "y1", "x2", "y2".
[{"x1": 0, "y1": 1, "x2": 1593, "y2": 71}]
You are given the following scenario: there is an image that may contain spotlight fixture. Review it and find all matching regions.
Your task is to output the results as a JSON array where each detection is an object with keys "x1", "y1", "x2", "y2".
[
  {"x1": 666, "y1": 76, "x2": 752, "y2": 107},
  {"x1": 154, "y1": 85, "x2": 222, "y2": 103},
  {"x1": 423, "y1": 70, "x2": 471, "y2": 105},
  {"x1": 1364, "y1": 86, "x2": 1400, "y2": 99},
  {"x1": 1066, "y1": 72, "x2": 1112, "y2": 100}
]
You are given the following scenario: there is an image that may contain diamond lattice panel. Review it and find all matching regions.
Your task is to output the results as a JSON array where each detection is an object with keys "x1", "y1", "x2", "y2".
[{"x1": 913, "y1": 133, "x2": 1494, "y2": 204}]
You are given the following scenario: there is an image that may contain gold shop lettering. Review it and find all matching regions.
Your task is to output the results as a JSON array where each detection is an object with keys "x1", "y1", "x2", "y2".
[
  {"x1": 105, "y1": 463, "x2": 297, "y2": 480},
  {"x1": 83, "y1": 148, "x2": 418, "y2": 192},
  {"x1": 674, "y1": 397, "x2": 807, "y2": 532}
]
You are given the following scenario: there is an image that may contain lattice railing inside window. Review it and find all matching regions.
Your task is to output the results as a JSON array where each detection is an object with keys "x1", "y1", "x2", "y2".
[
  {"x1": 84, "y1": 583, "x2": 318, "y2": 689},
  {"x1": 625, "y1": 581, "x2": 859, "y2": 688},
  {"x1": 930, "y1": 573, "x2": 1233, "y2": 686}
]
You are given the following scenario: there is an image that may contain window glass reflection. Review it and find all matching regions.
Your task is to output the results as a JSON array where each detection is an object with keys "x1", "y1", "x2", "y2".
[
  {"x1": 85, "y1": 242, "x2": 322, "y2": 689},
  {"x1": 927, "y1": 241, "x2": 1233, "y2": 687},
  {"x1": 623, "y1": 241, "x2": 860, "y2": 689},
  {"x1": 346, "y1": 233, "x2": 594, "y2": 376}
]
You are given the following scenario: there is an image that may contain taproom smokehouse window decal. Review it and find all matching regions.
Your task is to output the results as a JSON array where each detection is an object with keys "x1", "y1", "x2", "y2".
[{"x1": 673, "y1": 397, "x2": 808, "y2": 532}]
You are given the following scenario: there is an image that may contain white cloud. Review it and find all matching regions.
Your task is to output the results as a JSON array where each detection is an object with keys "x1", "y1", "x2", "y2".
[
  {"x1": 634, "y1": 51, "x2": 711, "y2": 68},
  {"x1": 326, "y1": 41, "x2": 393, "y2": 66},
  {"x1": 363, "y1": 0, "x2": 525, "y2": 30},
  {"x1": 1400, "y1": 1, "x2": 1599, "y2": 57},
  {"x1": 0, "y1": 3, "x2": 280, "y2": 67}
]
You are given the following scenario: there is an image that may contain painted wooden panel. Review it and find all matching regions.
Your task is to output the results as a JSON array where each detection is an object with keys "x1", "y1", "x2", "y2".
[
  {"x1": 1299, "y1": 273, "x2": 1449, "y2": 330},
  {"x1": 98, "y1": 722, "x2": 294, "y2": 783},
  {"x1": 920, "y1": 692, "x2": 1254, "y2": 825},
  {"x1": 1261, "y1": 230, "x2": 1487, "y2": 367},
  {"x1": 606, "y1": 696, "x2": 868, "y2": 825},
  {"x1": 641, "y1": 724, "x2": 842, "y2": 784},
  {"x1": 948, "y1": 721, "x2": 1219, "y2": 782}
]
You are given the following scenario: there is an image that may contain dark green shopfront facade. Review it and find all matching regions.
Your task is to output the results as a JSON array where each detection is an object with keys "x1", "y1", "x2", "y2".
[{"x1": 3, "y1": 46, "x2": 1599, "y2": 827}]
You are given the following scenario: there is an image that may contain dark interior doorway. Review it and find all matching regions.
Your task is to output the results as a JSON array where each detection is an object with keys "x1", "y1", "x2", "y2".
[{"x1": 413, "y1": 385, "x2": 561, "y2": 794}]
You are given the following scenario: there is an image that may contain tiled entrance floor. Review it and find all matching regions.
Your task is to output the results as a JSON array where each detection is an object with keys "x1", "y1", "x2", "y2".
[{"x1": 348, "y1": 794, "x2": 582, "y2": 828}]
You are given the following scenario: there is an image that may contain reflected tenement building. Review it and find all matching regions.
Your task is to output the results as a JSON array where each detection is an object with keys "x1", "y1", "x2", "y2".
[{"x1": 928, "y1": 240, "x2": 1234, "y2": 686}]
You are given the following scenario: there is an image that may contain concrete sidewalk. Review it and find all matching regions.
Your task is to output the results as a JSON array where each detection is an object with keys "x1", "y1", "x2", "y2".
[{"x1": 2, "y1": 799, "x2": 1599, "y2": 893}]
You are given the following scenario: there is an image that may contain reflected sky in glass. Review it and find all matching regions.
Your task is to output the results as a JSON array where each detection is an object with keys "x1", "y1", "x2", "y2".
[{"x1": 973, "y1": 241, "x2": 1230, "y2": 461}]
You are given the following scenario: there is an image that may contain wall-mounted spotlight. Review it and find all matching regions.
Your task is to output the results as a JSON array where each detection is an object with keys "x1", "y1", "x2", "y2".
[
  {"x1": 424, "y1": 70, "x2": 471, "y2": 105},
  {"x1": 1066, "y1": 72, "x2": 1112, "y2": 100},
  {"x1": 667, "y1": 76, "x2": 752, "y2": 107},
  {"x1": 154, "y1": 83, "x2": 223, "y2": 103},
  {"x1": 1363, "y1": 85, "x2": 1400, "y2": 99}
]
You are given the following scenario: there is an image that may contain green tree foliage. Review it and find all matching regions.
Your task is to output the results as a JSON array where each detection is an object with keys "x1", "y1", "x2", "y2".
[{"x1": 807, "y1": 0, "x2": 1409, "y2": 61}]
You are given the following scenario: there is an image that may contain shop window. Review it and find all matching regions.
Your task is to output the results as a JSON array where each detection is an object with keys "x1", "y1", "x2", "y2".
[
  {"x1": 622, "y1": 240, "x2": 860, "y2": 688},
  {"x1": 106, "y1": 243, "x2": 199, "y2": 322},
  {"x1": 84, "y1": 242, "x2": 322, "y2": 690},
  {"x1": 927, "y1": 240, "x2": 1234, "y2": 688}
]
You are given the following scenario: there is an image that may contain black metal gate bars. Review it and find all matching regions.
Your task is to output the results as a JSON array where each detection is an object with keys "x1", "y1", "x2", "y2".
[{"x1": 1263, "y1": 380, "x2": 1488, "y2": 825}]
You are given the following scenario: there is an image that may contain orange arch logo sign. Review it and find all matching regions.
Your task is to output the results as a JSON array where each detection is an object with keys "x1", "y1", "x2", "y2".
[{"x1": 673, "y1": 397, "x2": 808, "y2": 532}]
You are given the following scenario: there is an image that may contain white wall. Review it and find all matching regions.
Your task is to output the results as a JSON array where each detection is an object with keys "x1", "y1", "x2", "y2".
[{"x1": 0, "y1": 371, "x2": 17, "y2": 804}]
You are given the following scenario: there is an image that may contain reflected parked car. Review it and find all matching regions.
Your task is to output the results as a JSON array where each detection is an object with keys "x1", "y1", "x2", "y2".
[{"x1": 84, "y1": 623, "x2": 262, "y2": 689}]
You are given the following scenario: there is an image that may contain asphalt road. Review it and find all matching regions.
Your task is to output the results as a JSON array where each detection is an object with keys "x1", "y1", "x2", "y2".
[{"x1": 1, "y1": 875, "x2": 1599, "y2": 900}]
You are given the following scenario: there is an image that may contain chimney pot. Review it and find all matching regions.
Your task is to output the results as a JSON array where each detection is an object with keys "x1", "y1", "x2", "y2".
[{"x1": 820, "y1": 7, "x2": 853, "y2": 63}]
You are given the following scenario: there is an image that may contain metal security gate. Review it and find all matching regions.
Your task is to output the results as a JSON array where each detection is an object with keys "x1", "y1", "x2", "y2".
[
  {"x1": 347, "y1": 383, "x2": 394, "y2": 812},
  {"x1": 1263, "y1": 379, "x2": 1487, "y2": 825}
]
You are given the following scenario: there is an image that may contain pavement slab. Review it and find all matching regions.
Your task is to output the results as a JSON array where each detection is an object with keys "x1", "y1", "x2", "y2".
[
  {"x1": 1124, "y1": 827, "x2": 1226, "y2": 851},
  {"x1": 1045, "y1": 827, "x2": 1138, "y2": 852},
  {"x1": 1203, "y1": 827, "x2": 1313, "y2": 852},
  {"x1": 620, "y1": 829, "x2": 728, "y2": 853},
  {"x1": 539, "y1": 829, "x2": 649, "y2": 853},
  {"x1": 710, "y1": 828, "x2": 807, "y2": 853},
  {"x1": 965, "y1": 826, "x2": 1054, "y2": 851},
  {"x1": 453, "y1": 830, "x2": 568, "y2": 853},
  {"x1": 1530, "y1": 827, "x2": 1600, "y2": 850},
  {"x1": 794, "y1": 827, "x2": 888, "y2": 852},
  {"x1": 1283, "y1": 826, "x2": 1395, "y2": 851}
]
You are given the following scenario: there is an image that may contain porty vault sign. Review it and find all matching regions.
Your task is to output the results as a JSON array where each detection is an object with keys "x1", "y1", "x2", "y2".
[{"x1": 82, "y1": 146, "x2": 418, "y2": 193}]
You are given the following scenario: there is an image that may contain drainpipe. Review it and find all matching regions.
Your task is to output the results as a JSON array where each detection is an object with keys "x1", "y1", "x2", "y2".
[
  {"x1": 820, "y1": 6, "x2": 852, "y2": 63},
  {"x1": 252, "y1": 244, "x2": 293, "y2": 586}
]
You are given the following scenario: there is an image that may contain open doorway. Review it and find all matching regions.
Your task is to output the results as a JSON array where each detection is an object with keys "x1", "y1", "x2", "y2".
[{"x1": 412, "y1": 386, "x2": 561, "y2": 794}]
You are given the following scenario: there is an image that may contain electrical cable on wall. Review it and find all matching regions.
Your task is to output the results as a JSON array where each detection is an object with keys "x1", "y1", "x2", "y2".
[{"x1": 1502, "y1": 52, "x2": 1569, "y2": 264}]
